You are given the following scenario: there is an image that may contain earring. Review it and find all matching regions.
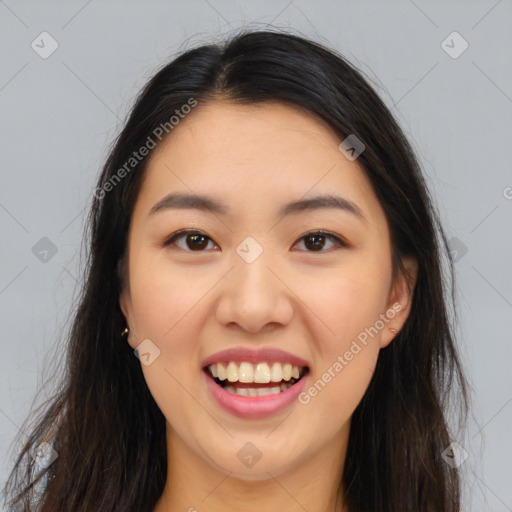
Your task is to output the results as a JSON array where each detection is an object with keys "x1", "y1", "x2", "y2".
[
  {"x1": 121, "y1": 327, "x2": 129, "y2": 337},
  {"x1": 390, "y1": 327, "x2": 398, "y2": 334}
]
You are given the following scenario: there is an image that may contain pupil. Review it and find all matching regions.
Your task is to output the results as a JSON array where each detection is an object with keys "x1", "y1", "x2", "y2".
[
  {"x1": 305, "y1": 234, "x2": 324, "y2": 251},
  {"x1": 187, "y1": 234, "x2": 207, "y2": 250}
]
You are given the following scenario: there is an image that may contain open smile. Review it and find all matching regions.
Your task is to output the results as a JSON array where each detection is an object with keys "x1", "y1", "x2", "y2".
[{"x1": 203, "y1": 360, "x2": 310, "y2": 419}]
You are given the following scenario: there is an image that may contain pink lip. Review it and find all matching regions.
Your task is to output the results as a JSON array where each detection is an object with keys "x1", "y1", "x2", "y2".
[
  {"x1": 201, "y1": 347, "x2": 310, "y2": 368},
  {"x1": 203, "y1": 369, "x2": 309, "y2": 419}
]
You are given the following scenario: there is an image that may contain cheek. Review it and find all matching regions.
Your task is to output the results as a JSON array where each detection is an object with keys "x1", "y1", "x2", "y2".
[
  {"x1": 294, "y1": 254, "x2": 389, "y2": 406},
  {"x1": 296, "y1": 262, "x2": 391, "y2": 350},
  {"x1": 128, "y1": 255, "x2": 219, "y2": 402},
  {"x1": 129, "y1": 253, "x2": 211, "y2": 341},
  {"x1": 296, "y1": 344, "x2": 379, "y2": 443},
  {"x1": 130, "y1": 264, "x2": 207, "y2": 430}
]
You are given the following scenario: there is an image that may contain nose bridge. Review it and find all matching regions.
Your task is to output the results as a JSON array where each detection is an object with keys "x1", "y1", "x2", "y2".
[
  {"x1": 233, "y1": 234, "x2": 281, "y2": 301},
  {"x1": 215, "y1": 235, "x2": 293, "y2": 332}
]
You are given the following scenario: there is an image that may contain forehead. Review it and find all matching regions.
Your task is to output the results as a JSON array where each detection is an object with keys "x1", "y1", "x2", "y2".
[
  {"x1": 155, "y1": 100, "x2": 343, "y2": 165},
  {"x1": 134, "y1": 100, "x2": 386, "y2": 231}
]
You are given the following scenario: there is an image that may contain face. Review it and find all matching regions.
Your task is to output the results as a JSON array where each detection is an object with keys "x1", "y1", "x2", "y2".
[{"x1": 119, "y1": 100, "x2": 417, "y2": 482}]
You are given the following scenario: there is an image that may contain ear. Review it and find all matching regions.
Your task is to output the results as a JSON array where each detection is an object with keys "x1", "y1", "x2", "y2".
[
  {"x1": 118, "y1": 253, "x2": 138, "y2": 350},
  {"x1": 119, "y1": 287, "x2": 130, "y2": 322},
  {"x1": 379, "y1": 256, "x2": 418, "y2": 349},
  {"x1": 119, "y1": 288, "x2": 138, "y2": 349}
]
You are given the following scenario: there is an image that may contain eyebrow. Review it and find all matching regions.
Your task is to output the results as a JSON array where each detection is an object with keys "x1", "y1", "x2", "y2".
[{"x1": 148, "y1": 192, "x2": 368, "y2": 224}]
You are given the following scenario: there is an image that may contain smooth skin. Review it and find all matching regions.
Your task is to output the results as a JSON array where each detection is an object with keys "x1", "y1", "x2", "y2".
[{"x1": 119, "y1": 99, "x2": 418, "y2": 512}]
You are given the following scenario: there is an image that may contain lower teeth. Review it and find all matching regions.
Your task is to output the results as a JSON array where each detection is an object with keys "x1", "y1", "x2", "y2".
[{"x1": 223, "y1": 381, "x2": 294, "y2": 397}]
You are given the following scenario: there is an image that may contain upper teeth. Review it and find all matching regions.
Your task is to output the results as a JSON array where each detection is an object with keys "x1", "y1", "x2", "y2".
[{"x1": 208, "y1": 362, "x2": 303, "y2": 383}]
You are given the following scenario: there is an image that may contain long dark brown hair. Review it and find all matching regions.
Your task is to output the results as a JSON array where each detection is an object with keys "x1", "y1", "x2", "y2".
[{"x1": 2, "y1": 28, "x2": 468, "y2": 511}]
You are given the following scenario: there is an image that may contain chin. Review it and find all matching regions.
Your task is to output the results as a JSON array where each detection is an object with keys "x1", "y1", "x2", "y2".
[{"x1": 200, "y1": 441, "x2": 301, "y2": 481}]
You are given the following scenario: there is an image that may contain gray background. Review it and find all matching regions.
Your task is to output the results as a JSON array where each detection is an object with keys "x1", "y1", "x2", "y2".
[{"x1": 1, "y1": 1, "x2": 511, "y2": 510}]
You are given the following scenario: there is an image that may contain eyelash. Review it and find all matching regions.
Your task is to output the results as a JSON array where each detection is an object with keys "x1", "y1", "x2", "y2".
[{"x1": 162, "y1": 229, "x2": 348, "y2": 253}]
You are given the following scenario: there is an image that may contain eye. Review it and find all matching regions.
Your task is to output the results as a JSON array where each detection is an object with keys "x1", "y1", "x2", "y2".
[
  {"x1": 163, "y1": 229, "x2": 218, "y2": 252},
  {"x1": 292, "y1": 230, "x2": 348, "y2": 252},
  {"x1": 162, "y1": 229, "x2": 348, "y2": 253}
]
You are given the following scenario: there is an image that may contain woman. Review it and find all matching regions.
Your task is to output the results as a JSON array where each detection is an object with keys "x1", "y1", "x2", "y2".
[{"x1": 3, "y1": 28, "x2": 468, "y2": 512}]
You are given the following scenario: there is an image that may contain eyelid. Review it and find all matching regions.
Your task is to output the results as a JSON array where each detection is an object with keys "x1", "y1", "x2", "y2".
[
  {"x1": 162, "y1": 229, "x2": 348, "y2": 251},
  {"x1": 294, "y1": 229, "x2": 349, "y2": 250},
  {"x1": 162, "y1": 229, "x2": 216, "y2": 247}
]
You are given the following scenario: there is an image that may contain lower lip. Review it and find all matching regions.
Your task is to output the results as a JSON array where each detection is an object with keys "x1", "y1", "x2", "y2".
[{"x1": 203, "y1": 369, "x2": 308, "y2": 420}]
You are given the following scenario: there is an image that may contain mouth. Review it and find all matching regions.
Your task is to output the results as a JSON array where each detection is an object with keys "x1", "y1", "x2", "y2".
[{"x1": 204, "y1": 361, "x2": 310, "y2": 397}]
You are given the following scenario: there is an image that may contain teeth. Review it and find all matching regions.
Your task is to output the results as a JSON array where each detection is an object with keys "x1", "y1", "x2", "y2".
[
  {"x1": 238, "y1": 362, "x2": 253, "y2": 383},
  {"x1": 217, "y1": 363, "x2": 226, "y2": 381},
  {"x1": 254, "y1": 363, "x2": 271, "y2": 383},
  {"x1": 224, "y1": 383, "x2": 293, "y2": 397},
  {"x1": 226, "y1": 362, "x2": 239, "y2": 382},
  {"x1": 270, "y1": 362, "x2": 283, "y2": 382},
  {"x1": 209, "y1": 361, "x2": 304, "y2": 384}
]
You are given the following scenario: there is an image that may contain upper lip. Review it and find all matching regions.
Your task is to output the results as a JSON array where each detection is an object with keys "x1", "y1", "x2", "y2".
[{"x1": 202, "y1": 347, "x2": 310, "y2": 369}]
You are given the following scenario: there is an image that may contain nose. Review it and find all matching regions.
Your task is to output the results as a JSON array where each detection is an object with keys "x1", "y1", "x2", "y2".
[{"x1": 215, "y1": 248, "x2": 294, "y2": 334}]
